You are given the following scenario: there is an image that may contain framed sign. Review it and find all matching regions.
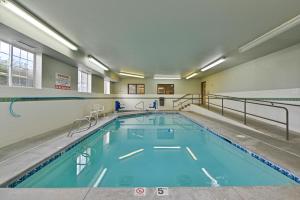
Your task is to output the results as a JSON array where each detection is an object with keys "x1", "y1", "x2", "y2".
[{"x1": 55, "y1": 73, "x2": 71, "y2": 90}]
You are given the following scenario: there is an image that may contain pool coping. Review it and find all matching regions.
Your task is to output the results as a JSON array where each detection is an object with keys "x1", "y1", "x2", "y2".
[{"x1": 1, "y1": 111, "x2": 300, "y2": 188}]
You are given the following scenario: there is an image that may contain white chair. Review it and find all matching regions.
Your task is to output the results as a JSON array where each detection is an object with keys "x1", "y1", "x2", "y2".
[
  {"x1": 92, "y1": 104, "x2": 105, "y2": 117},
  {"x1": 85, "y1": 110, "x2": 99, "y2": 127}
]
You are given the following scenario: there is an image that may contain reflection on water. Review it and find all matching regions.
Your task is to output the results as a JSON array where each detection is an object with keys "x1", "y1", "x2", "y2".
[
  {"x1": 157, "y1": 128, "x2": 174, "y2": 139},
  {"x1": 127, "y1": 129, "x2": 144, "y2": 139},
  {"x1": 103, "y1": 131, "x2": 110, "y2": 145},
  {"x1": 76, "y1": 148, "x2": 91, "y2": 175}
]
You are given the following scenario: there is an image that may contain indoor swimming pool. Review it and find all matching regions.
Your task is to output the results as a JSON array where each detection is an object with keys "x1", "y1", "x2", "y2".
[{"x1": 11, "y1": 113, "x2": 298, "y2": 188}]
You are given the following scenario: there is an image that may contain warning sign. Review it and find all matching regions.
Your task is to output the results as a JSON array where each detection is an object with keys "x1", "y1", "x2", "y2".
[
  {"x1": 55, "y1": 73, "x2": 71, "y2": 90},
  {"x1": 134, "y1": 187, "x2": 146, "y2": 196}
]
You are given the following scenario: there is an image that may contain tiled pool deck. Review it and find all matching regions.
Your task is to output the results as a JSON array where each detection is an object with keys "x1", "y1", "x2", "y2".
[{"x1": 0, "y1": 111, "x2": 300, "y2": 199}]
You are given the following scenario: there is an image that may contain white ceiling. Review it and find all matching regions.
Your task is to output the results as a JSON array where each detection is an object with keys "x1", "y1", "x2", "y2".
[{"x1": 16, "y1": 0, "x2": 300, "y2": 77}]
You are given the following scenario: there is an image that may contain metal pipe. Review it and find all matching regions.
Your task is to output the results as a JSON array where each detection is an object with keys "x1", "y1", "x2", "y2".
[
  {"x1": 208, "y1": 95, "x2": 210, "y2": 110},
  {"x1": 208, "y1": 102, "x2": 286, "y2": 125},
  {"x1": 221, "y1": 98, "x2": 224, "y2": 116},
  {"x1": 207, "y1": 96, "x2": 290, "y2": 140},
  {"x1": 285, "y1": 108, "x2": 289, "y2": 140},
  {"x1": 192, "y1": 94, "x2": 194, "y2": 104},
  {"x1": 244, "y1": 99, "x2": 247, "y2": 124}
]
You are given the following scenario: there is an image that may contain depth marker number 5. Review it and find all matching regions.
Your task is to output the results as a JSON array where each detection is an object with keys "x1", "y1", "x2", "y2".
[{"x1": 156, "y1": 187, "x2": 169, "y2": 196}]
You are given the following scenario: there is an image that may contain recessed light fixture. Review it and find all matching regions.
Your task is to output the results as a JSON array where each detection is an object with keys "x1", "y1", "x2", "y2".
[
  {"x1": 153, "y1": 74, "x2": 181, "y2": 80},
  {"x1": 1, "y1": 0, "x2": 78, "y2": 51},
  {"x1": 119, "y1": 72, "x2": 144, "y2": 78},
  {"x1": 186, "y1": 73, "x2": 198, "y2": 80},
  {"x1": 201, "y1": 57, "x2": 226, "y2": 72},
  {"x1": 239, "y1": 14, "x2": 300, "y2": 53},
  {"x1": 88, "y1": 56, "x2": 109, "y2": 71}
]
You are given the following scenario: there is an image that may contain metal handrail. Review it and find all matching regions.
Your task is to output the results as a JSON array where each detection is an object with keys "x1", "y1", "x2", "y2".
[
  {"x1": 67, "y1": 118, "x2": 92, "y2": 137},
  {"x1": 135, "y1": 101, "x2": 145, "y2": 110},
  {"x1": 206, "y1": 94, "x2": 299, "y2": 140},
  {"x1": 210, "y1": 94, "x2": 300, "y2": 107},
  {"x1": 173, "y1": 94, "x2": 201, "y2": 109},
  {"x1": 173, "y1": 94, "x2": 192, "y2": 103},
  {"x1": 86, "y1": 111, "x2": 99, "y2": 127},
  {"x1": 67, "y1": 110, "x2": 99, "y2": 137}
]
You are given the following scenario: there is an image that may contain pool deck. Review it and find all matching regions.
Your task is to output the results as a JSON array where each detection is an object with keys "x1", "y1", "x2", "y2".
[
  {"x1": 0, "y1": 110, "x2": 300, "y2": 199},
  {"x1": 1, "y1": 186, "x2": 300, "y2": 200}
]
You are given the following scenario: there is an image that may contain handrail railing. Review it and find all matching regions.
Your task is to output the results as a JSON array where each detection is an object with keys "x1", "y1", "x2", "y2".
[
  {"x1": 173, "y1": 94, "x2": 192, "y2": 103},
  {"x1": 67, "y1": 110, "x2": 99, "y2": 137},
  {"x1": 207, "y1": 94, "x2": 300, "y2": 140},
  {"x1": 135, "y1": 101, "x2": 145, "y2": 110},
  {"x1": 67, "y1": 118, "x2": 92, "y2": 137},
  {"x1": 173, "y1": 94, "x2": 201, "y2": 110}
]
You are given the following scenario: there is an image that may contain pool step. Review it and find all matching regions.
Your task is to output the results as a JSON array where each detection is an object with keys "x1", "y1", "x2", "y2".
[{"x1": 179, "y1": 103, "x2": 192, "y2": 111}]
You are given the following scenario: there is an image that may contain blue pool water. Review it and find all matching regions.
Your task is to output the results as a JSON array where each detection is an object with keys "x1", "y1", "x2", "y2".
[{"x1": 15, "y1": 113, "x2": 297, "y2": 188}]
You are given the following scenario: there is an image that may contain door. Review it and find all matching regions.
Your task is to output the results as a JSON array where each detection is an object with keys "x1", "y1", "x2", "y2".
[{"x1": 201, "y1": 81, "x2": 206, "y2": 105}]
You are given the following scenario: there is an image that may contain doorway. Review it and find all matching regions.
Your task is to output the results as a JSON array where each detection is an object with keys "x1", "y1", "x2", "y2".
[{"x1": 201, "y1": 81, "x2": 206, "y2": 105}]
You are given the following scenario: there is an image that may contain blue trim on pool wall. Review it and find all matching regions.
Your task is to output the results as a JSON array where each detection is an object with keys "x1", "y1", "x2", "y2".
[
  {"x1": 5, "y1": 112, "x2": 169, "y2": 188},
  {"x1": 5, "y1": 112, "x2": 300, "y2": 187},
  {"x1": 6, "y1": 118, "x2": 116, "y2": 188}
]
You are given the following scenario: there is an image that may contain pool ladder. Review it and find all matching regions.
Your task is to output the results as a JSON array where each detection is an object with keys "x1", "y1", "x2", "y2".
[
  {"x1": 135, "y1": 101, "x2": 145, "y2": 111},
  {"x1": 67, "y1": 110, "x2": 100, "y2": 137}
]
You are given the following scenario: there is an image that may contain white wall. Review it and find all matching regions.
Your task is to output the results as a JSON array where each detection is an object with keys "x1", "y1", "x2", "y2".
[
  {"x1": 200, "y1": 44, "x2": 300, "y2": 133},
  {"x1": 202, "y1": 43, "x2": 300, "y2": 94},
  {"x1": 112, "y1": 78, "x2": 202, "y2": 94},
  {"x1": 111, "y1": 78, "x2": 202, "y2": 111},
  {"x1": 0, "y1": 87, "x2": 114, "y2": 148},
  {"x1": 42, "y1": 55, "x2": 78, "y2": 90},
  {"x1": 114, "y1": 94, "x2": 197, "y2": 111},
  {"x1": 0, "y1": 50, "x2": 107, "y2": 148}
]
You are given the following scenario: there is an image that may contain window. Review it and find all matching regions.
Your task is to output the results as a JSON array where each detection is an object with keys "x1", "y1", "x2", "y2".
[
  {"x1": 0, "y1": 41, "x2": 10, "y2": 85},
  {"x1": 128, "y1": 84, "x2": 145, "y2": 94},
  {"x1": 0, "y1": 40, "x2": 35, "y2": 87},
  {"x1": 104, "y1": 79, "x2": 110, "y2": 94},
  {"x1": 157, "y1": 84, "x2": 174, "y2": 94},
  {"x1": 78, "y1": 70, "x2": 92, "y2": 93}
]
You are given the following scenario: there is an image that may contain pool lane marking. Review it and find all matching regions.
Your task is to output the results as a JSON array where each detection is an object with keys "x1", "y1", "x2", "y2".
[
  {"x1": 93, "y1": 168, "x2": 107, "y2": 187},
  {"x1": 186, "y1": 147, "x2": 197, "y2": 160},
  {"x1": 153, "y1": 146, "x2": 181, "y2": 149},
  {"x1": 118, "y1": 148, "x2": 144, "y2": 160},
  {"x1": 201, "y1": 168, "x2": 220, "y2": 187}
]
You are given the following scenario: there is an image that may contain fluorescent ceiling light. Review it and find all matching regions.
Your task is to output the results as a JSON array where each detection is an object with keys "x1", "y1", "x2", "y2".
[
  {"x1": 201, "y1": 57, "x2": 226, "y2": 72},
  {"x1": 239, "y1": 14, "x2": 300, "y2": 53},
  {"x1": 186, "y1": 73, "x2": 198, "y2": 80},
  {"x1": 119, "y1": 72, "x2": 144, "y2": 78},
  {"x1": 88, "y1": 56, "x2": 109, "y2": 71},
  {"x1": 153, "y1": 74, "x2": 181, "y2": 80},
  {"x1": 1, "y1": 0, "x2": 78, "y2": 51}
]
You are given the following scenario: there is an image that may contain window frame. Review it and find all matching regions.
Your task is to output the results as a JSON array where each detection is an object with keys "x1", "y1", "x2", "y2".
[
  {"x1": 11, "y1": 45, "x2": 36, "y2": 88},
  {"x1": 104, "y1": 79, "x2": 110, "y2": 94},
  {"x1": 157, "y1": 84, "x2": 174, "y2": 95},
  {"x1": 128, "y1": 84, "x2": 145, "y2": 94},
  {"x1": 78, "y1": 70, "x2": 92, "y2": 93},
  {"x1": 0, "y1": 40, "x2": 36, "y2": 88}
]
